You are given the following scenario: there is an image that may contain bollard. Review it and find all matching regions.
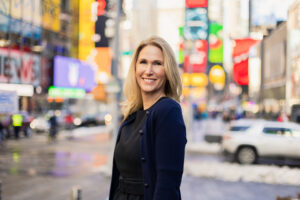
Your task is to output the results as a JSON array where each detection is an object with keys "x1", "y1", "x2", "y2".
[{"x1": 70, "y1": 186, "x2": 81, "y2": 200}]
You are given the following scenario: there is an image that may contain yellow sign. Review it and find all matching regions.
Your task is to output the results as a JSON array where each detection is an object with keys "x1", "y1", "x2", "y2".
[
  {"x1": 209, "y1": 65, "x2": 225, "y2": 84},
  {"x1": 42, "y1": 0, "x2": 60, "y2": 32},
  {"x1": 182, "y1": 73, "x2": 190, "y2": 87},
  {"x1": 191, "y1": 73, "x2": 208, "y2": 87},
  {"x1": 182, "y1": 73, "x2": 208, "y2": 87},
  {"x1": 79, "y1": 0, "x2": 95, "y2": 61}
]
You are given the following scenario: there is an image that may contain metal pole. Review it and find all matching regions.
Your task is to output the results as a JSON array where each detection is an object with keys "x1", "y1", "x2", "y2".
[
  {"x1": 249, "y1": 0, "x2": 252, "y2": 34},
  {"x1": 111, "y1": 0, "x2": 121, "y2": 140}
]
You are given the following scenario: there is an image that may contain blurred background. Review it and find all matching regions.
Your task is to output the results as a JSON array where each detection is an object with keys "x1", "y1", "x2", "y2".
[{"x1": 1, "y1": 0, "x2": 300, "y2": 199}]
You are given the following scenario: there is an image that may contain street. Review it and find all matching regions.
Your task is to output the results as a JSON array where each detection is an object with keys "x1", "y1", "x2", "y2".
[{"x1": 0, "y1": 124, "x2": 300, "y2": 200}]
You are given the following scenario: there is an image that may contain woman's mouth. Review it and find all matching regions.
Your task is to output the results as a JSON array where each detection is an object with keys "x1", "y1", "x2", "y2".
[{"x1": 142, "y1": 78, "x2": 156, "y2": 83}]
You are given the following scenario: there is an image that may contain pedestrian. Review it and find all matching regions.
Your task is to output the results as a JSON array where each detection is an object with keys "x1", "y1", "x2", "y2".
[
  {"x1": 109, "y1": 36, "x2": 187, "y2": 200},
  {"x1": 12, "y1": 113, "x2": 23, "y2": 139},
  {"x1": 48, "y1": 112, "x2": 58, "y2": 141}
]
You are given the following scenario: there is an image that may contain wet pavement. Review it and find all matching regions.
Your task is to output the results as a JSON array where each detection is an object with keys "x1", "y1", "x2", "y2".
[
  {"x1": 1, "y1": 126, "x2": 300, "y2": 200},
  {"x1": 0, "y1": 128, "x2": 112, "y2": 200}
]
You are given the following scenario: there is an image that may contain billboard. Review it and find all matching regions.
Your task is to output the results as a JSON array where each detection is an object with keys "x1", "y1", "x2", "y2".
[
  {"x1": 0, "y1": 48, "x2": 40, "y2": 86},
  {"x1": 232, "y1": 38, "x2": 258, "y2": 85},
  {"x1": 184, "y1": 40, "x2": 207, "y2": 73},
  {"x1": 54, "y1": 56, "x2": 96, "y2": 91},
  {"x1": 79, "y1": 0, "x2": 95, "y2": 60},
  {"x1": 184, "y1": 7, "x2": 208, "y2": 40},
  {"x1": 208, "y1": 23, "x2": 223, "y2": 63}
]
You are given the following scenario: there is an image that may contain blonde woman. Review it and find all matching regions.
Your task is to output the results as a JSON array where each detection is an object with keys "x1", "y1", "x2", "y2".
[{"x1": 109, "y1": 36, "x2": 186, "y2": 200}]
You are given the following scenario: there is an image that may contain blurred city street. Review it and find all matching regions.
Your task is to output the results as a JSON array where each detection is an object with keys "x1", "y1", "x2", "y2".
[{"x1": 1, "y1": 122, "x2": 300, "y2": 200}]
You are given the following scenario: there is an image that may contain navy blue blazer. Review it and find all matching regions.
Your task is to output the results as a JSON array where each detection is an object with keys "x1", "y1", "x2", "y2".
[{"x1": 109, "y1": 97, "x2": 187, "y2": 200}]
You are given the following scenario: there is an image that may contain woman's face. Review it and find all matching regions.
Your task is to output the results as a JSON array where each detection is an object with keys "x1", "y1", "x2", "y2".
[{"x1": 135, "y1": 45, "x2": 167, "y2": 97}]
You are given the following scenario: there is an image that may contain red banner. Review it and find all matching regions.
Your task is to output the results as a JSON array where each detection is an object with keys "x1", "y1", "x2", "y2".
[
  {"x1": 232, "y1": 38, "x2": 259, "y2": 85},
  {"x1": 185, "y1": 0, "x2": 208, "y2": 8}
]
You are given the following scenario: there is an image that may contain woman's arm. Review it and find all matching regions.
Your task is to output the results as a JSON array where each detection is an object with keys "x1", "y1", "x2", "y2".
[{"x1": 153, "y1": 105, "x2": 187, "y2": 200}]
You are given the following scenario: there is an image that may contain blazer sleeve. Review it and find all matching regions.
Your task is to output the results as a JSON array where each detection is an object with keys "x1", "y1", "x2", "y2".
[{"x1": 153, "y1": 105, "x2": 187, "y2": 200}]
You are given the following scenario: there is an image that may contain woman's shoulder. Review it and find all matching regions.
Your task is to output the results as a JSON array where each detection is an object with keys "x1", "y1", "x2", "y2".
[{"x1": 151, "y1": 97, "x2": 181, "y2": 113}]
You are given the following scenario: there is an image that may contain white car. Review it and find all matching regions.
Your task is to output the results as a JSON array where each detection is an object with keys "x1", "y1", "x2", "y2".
[
  {"x1": 221, "y1": 119, "x2": 300, "y2": 164},
  {"x1": 30, "y1": 116, "x2": 50, "y2": 133}
]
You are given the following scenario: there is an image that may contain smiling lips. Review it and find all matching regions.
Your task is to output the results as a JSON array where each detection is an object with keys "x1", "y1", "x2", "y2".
[{"x1": 142, "y1": 78, "x2": 156, "y2": 83}]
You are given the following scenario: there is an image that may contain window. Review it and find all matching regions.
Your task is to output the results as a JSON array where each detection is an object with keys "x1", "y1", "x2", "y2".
[
  {"x1": 230, "y1": 126, "x2": 250, "y2": 131},
  {"x1": 263, "y1": 127, "x2": 284, "y2": 135}
]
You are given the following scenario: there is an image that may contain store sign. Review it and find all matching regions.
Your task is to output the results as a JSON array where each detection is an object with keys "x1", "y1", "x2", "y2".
[
  {"x1": 185, "y1": 0, "x2": 208, "y2": 8},
  {"x1": 54, "y1": 56, "x2": 96, "y2": 91},
  {"x1": 0, "y1": 48, "x2": 40, "y2": 86},
  {"x1": 0, "y1": 90, "x2": 18, "y2": 113},
  {"x1": 48, "y1": 86, "x2": 86, "y2": 99},
  {"x1": 184, "y1": 8, "x2": 208, "y2": 40},
  {"x1": 0, "y1": 83, "x2": 34, "y2": 96}
]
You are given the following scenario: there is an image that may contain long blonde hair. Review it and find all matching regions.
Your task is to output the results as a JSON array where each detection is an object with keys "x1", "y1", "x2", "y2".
[{"x1": 122, "y1": 36, "x2": 182, "y2": 120}]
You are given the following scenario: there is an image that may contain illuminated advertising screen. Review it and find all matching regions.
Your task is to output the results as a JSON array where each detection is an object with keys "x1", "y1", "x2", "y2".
[
  {"x1": 184, "y1": 8, "x2": 208, "y2": 40},
  {"x1": 54, "y1": 56, "x2": 96, "y2": 91},
  {"x1": 79, "y1": 0, "x2": 95, "y2": 60},
  {"x1": 208, "y1": 23, "x2": 223, "y2": 63},
  {"x1": 0, "y1": 48, "x2": 40, "y2": 86},
  {"x1": 184, "y1": 40, "x2": 207, "y2": 73}
]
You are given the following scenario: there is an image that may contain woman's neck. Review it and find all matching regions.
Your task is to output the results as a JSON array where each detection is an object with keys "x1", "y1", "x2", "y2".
[{"x1": 142, "y1": 92, "x2": 166, "y2": 110}]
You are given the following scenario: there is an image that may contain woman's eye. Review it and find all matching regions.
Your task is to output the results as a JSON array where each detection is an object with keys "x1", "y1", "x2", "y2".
[
  {"x1": 139, "y1": 60, "x2": 147, "y2": 64},
  {"x1": 153, "y1": 61, "x2": 162, "y2": 65}
]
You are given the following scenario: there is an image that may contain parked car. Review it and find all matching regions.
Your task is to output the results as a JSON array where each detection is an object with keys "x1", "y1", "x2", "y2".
[
  {"x1": 221, "y1": 119, "x2": 300, "y2": 164},
  {"x1": 74, "y1": 112, "x2": 110, "y2": 127}
]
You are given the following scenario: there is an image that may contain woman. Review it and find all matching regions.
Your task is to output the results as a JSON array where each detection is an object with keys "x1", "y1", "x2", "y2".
[{"x1": 109, "y1": 36, "x2": 187, "y2": 200}]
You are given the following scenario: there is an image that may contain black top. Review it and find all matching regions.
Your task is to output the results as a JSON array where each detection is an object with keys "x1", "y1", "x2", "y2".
[{"x1": 114, "y1": 109, "x2": 147, "y2": 180}]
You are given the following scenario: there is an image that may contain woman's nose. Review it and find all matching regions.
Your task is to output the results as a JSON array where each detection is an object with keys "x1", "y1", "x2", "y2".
[{"x1": 145, "y1": 64, "x2": 153, "y2": 74}]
